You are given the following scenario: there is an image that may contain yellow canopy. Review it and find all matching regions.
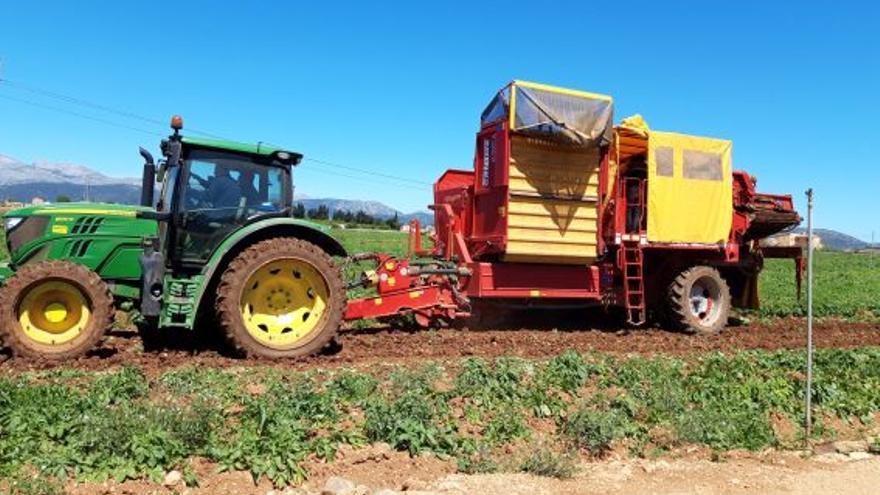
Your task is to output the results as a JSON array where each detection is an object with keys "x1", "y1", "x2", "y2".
[{"x1": 646, "y1": 130, "x2": 733, "y2": 244}]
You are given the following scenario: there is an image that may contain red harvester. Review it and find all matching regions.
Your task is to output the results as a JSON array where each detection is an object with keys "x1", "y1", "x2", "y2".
[{"x1": 344, "y1": 81, "x2": 801, "y2": 334}]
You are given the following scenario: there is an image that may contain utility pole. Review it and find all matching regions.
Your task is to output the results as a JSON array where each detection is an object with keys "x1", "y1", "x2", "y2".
[{"x1": 804, "y1": 188, "x2": 814, "y2": 446}]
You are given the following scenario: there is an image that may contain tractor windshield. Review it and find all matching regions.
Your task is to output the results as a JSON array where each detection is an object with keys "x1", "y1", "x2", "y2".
[
  {"x1": 182, "y1": 150, "x2": 288, "y2": 212},
  {"x1": 174, "y1": 148, "x2": 290, "y2": 264}
]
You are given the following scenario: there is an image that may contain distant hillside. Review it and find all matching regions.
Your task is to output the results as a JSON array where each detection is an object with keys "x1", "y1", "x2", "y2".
[
  {"x1": 792, "y1": 228, "x2": 870, "y2": 251},
  {"x1": 0, "y1": 153, "x2": 140, "y2": 203},
  {"x1": 297, "y1": 198, "x2": 433, "y2": 226},
  {"x1": 0, "y1": 154, "x2": 434, "y2": 224}
]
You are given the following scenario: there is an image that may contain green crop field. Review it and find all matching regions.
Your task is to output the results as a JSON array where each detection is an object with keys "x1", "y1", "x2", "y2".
[
  {"x1": 0, "y1": 227, "x2": 875, "y2": 319},
  {"x1": 2, "y1": 348, "x2": 880, "y2": 489},
  {"x1": 331, "y1": 229, "x2": 878, "y2": 319},
  {"x1": 760, "y1": 252, "x2": 880, "y2": 318}
]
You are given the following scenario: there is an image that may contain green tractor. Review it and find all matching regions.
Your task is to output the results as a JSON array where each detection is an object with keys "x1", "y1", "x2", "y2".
[{"x1": 0, "y1": 117, "x2": 347, "y2": 360}]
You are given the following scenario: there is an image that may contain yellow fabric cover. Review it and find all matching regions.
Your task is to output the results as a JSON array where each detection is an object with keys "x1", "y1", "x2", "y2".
[
  {"x1": 619, "y1": 114, "x2": 650, "y2": 136},
  {"x1": 646, "y1": 131, "x2": 732, "y2": 244}
]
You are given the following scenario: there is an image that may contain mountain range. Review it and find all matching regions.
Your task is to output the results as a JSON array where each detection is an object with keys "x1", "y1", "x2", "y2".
[
  {"x1": 0, "y1": 153, "x2": 433, "y2": 224},
  {"x1": 791, "y1": 228, "x2": 875, "y2": 251},
  {"x1": 0, "y1": 153, "x2": 141, "y2": 204},
  {"x1": 3, "y1": 153, "x2": 876, "y2": 244}
]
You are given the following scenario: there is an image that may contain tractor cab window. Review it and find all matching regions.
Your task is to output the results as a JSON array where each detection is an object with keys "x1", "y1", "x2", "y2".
[{"x1": 175, "y1": 149, "x2": 290, "y2": 264}]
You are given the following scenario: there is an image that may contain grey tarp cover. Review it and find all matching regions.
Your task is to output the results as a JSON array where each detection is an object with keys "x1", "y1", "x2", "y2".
[{"x1": 481, "y1": 83, "x2": 614, "y2": 148}]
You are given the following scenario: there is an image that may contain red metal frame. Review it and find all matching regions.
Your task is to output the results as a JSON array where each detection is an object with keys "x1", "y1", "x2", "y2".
[
  {"x1": 470, "y1": 123, "x2": 509, "y2": 258},
  {"x1": 465, "y1": 262, "x2": 601, "y2": 299},
  {"x1": 343, "y1": 254, "x2": 466, "y2": 324},
  {"x1": 342, "y1": 92, "x2": 802, "y2": 328}
]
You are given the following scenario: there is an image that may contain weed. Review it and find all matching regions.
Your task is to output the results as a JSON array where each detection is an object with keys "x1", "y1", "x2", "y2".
[
  {"x1": 519, "y1": 446, "x2": 577, "y2": 479},
  {"x1": 457, "y1": 447, "x2": 499, "y2": 474},
  {"x1": 363, "y1": 389, "x2": 457, "y2": 455},
  {"x1": 562, "y1": 406, "x2": 622, "y2": 456},
  {"x1": 90, "y1": 366, "x2": 148, "y2": 405},
  {"x1": 538, "y1": 350, "x2": 603, "y2": 393},
  {"x1": 483, "y1": 405, "x2": 529, "y2": 445},
  {"x1": 327, "y1": 371, "x2": 379, "y2": 404},
  {"x1": 4, "y1": 472, "x2": 65, "y2": 495}
]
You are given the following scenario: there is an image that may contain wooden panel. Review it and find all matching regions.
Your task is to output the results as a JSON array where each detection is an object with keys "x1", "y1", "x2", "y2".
[
  {"x1": 507, "y1": 215, "x2": 597, "y2": 231},
  {"x1": 507, "y1": 196, "x2": 598, "y2": 217},
  {"x1": 504, "y1": 239, "x2": 597, "y2": 265},
  {"x1": 505, "y1": 135, "x2": 600, "y2": 264}
]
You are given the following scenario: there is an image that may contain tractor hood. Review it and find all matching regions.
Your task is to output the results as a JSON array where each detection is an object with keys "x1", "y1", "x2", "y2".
[
  {"x1": 3, "y1": 202, "x2": 154, "y2": 219},
  {"x1": 2, "y1": 202, "x2": 158, "y2": 277}
]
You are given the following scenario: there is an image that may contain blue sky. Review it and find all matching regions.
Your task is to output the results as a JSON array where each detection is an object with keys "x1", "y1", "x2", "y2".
[{"x1": 1, "y1": 1, "x2": 877, "y2": 241}]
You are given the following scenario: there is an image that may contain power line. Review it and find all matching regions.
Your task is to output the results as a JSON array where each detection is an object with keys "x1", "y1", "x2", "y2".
[
  {"x1": 0, "y1": 78, "x2": 229, "y2": 140},
  {"x1": 303, "y1": 157, "x2": 431, "y2": 186},
  {"x1": 295, "y1": 163, "x2": 432, "y2": 189},
  {"x1": 0, "y1": 78, "x2": 434, "y2": 187},
  {"x1": 0, "y1": 93, "x2": 163, "y2": 137}
]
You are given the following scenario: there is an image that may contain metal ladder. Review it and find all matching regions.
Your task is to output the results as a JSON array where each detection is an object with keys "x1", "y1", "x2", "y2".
[
  {"x1": 622, "y1": 241, "x2": 646, "y2": 325},
  {"x1": 621, "y1": 176, "x2": 647, "y2": 325}
]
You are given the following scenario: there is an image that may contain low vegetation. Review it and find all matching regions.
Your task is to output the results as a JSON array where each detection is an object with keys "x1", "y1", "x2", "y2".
[
  {"x1": 0, "y1": 220, "x2": 875, "y2": 319},
  {"x1": 2, "y1": 348, "x2": 880, "y2": 488},
  {"x1": 760, "y1": 252, "x2": 880, "y2": 318},
  {"x1": 293, "y1": 203, "x2": 402, "y2": 230}
]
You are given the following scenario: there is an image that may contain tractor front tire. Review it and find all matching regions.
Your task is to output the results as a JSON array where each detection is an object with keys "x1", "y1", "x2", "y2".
[
  {"x1": 0, "y1": 261, "x2": 114, "y2": 360},
  {"x1": 215, "y1": 238, "x2": 345, "y2": 359},
  {"x1": 666, "y1": 265, "x2": 731, "y2": 335}
]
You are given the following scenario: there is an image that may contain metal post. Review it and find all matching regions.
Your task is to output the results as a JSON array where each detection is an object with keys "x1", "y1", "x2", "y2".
[{"x1": 804, "y1": 188, "x2": 814, "y2": 445}]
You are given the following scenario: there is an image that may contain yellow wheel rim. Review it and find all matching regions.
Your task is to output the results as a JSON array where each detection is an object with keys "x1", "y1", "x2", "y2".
[
  {"x1": 18, "y1": 281, "x2": 91, "y2": 346},
  {"x1": 240, "y1": 259, "x2": 329, "y2": 349}
]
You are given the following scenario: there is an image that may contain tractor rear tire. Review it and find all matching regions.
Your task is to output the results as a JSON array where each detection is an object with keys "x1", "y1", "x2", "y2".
[
  {"x1": 0, "y1": 261, "x2": 113, "y2": 360},
  {"x1": 215, "y1": 238, "x2": 345, "y2": 359},
  {"x1": 665, "y1": 265, "x2": 731, "y2": 335}
]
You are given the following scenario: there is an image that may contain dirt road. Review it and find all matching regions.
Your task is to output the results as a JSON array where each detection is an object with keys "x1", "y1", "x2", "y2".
[{"x1": 61, "y1": 450, "x2": 880, "y2": 495}]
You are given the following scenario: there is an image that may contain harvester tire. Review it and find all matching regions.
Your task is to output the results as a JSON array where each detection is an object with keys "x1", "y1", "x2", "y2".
[
  {"x1": 0, "y1": 261, "x2": 113, "y2": 360},
  {"x1": 666, "y1": 265, "x2": 731, "y2": 335},
  {"x1": 215, "y1": 238, "x2": 345, "y2": 359}
]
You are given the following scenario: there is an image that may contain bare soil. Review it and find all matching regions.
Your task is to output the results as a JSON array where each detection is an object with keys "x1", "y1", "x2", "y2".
[
  {"x1": 1, "y1": 316, "x2": 877, "y2": 374},
  {"x1": 59, "y1": 449, "x2": 880, "y2": 495}
]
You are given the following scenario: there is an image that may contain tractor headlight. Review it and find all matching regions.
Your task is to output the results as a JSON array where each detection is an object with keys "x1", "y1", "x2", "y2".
[{"x1": 4, "y1": 217, "x2": 23, "y2": 232}]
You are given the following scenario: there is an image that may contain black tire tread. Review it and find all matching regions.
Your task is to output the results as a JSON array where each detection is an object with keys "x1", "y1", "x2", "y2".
[
  {"x1": 666, "y1": 265, "x2": 731, "y2": 335},
  {"x1": 214, "y1": 237, "x2": 345, "y2": 359},
  {"x1": 0, "y1": 260, "x2": 113, "y2": 360}
]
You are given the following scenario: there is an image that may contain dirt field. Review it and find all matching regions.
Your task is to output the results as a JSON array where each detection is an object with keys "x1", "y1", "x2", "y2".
[
  {"x1": 56, "y1": 449, "x2": 880, "y2": 495},
  {"x1": 1, "y1": 316, "x2": 877, "y2": 374}
]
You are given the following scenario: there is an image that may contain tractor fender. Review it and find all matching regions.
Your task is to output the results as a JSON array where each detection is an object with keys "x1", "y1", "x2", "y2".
[{"x1": 192, "y1": 218, "x2": 347, "y2": 315}]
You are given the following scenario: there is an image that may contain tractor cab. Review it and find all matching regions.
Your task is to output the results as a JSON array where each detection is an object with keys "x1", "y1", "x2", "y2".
[{"x1": 140, "y1": 117, "x2": 303, "y2": 269}]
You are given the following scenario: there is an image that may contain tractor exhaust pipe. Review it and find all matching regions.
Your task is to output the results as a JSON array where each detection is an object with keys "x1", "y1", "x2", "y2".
[{"x1": 139, "y1": 147, "x2": 155, "y2": 207}]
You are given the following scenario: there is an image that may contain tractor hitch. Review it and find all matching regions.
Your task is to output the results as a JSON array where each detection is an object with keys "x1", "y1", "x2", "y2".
[{"x1": 343, "y1": 253, "x2": 471, "y2": 327}]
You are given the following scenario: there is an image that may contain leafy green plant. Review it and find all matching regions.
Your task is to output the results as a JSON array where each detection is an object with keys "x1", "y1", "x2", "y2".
[
  {"x1": 483, "y1": 405, "x2": 529, "y2": 445},
  {"x1": 327, "y1": 371, "x2": 379, "y2": 404},
  {"x1": 562, "y1": 406, "x2": 622, "y2": 455},
  {"x1": 3, "y1": 347, "x2": 880, "y2": 488},
  {"x1": 363, "y1": 388, "x2": 457, "y2": 455}
]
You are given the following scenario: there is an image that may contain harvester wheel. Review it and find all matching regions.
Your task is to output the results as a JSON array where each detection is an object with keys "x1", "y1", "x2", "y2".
[
  {"x1": 0, "y1": 261, "x2": 113, "y2": 360},
  {"x1": 215, "y1": 238, "x2": 345, "y2": 359},
  {"x1": 666, "y1": 265, "x2": 731, "y2": 335}
]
